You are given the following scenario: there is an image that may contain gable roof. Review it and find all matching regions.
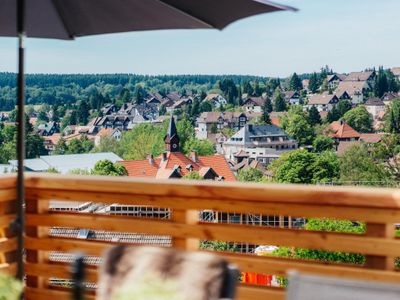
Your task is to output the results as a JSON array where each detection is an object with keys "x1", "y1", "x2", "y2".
[
  {"x1": 242, "y1": 97, "x2": 265, "y2": 107},
  {"x1": 335, "y1": 81, "x2": 369, "y2": 96},
  {"x1": 359, "y1": 133, "x2": 385, "y2": 143},
  {"x1": 308, "y1": 93, "x2": 338, "y2": 105},
  {"x1": 120, "y1": 152, "x2": 235, "y2": 181},
  {"x1": 381, "y1": 92, "x2": 400, "y2": 102},
  {"x1": 344, "y1": 71, "x2": 375, "y2": 81},
  {"x1": 365, "y1": 97, "x2": 384, "y2": 106},
  {"x1": 391, "y1": 67, "x2": 400, "y2": 76},
  {"x1": 329, "y1": 121, "x2": 360, "y2": 139}
]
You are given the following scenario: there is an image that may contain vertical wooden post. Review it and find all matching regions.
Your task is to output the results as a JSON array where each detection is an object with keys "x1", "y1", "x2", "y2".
[
  {"x1": 171, "y1": 209, "x2": 199, "y2": 251},
  {"x1": 25, "y1": 198, "x2": 49, "y2": 288},
  {"x1": 365, "y1": 223, "x2": 395, "y2": 270}
]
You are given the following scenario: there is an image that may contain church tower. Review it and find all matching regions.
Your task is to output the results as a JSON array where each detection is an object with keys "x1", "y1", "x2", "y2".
[{"x1": 164, "y1": 116, "x2": 180, "y2": 152}]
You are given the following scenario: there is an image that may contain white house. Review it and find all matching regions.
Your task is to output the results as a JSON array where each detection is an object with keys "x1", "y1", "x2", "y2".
[
  {"x1": 307, "y1": 93, "x2": 339, "y2": 112},
  {"x1": 284, "y1": 91, "x2": 301, "y2": 105},
  {"x1": 335, "y1": 81, "x2": 370, "y2": 104},
  {"x1": 222, "y1": 124, "x2": 298, "y2": 164},
  {"x1": 204, "y1": 93, "x2": 228, "y2": 108},
  {"x1": 241, "y1": 97, "x2": 265, "y2": 113},
  {"x1": 365, "y1": 98, "x2": 385, "y2": 120}
]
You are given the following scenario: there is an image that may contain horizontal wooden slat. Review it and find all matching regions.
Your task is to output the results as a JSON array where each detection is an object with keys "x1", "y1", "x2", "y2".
[
  {"x1": 26, "y1": 237, "x2": 109, "y2": 256},
  {"x1": 0, "y1": 175, "x2": 17, "y2": 189},
  {"x1": 25, "y1": 287, "x2": 95, "y2": 300},
  {"x1": 0, "y1": 214, "x2": 16, "y2": 228},
  {"x1": 0, "y1": 237, "x2": 17, "y2": 253},
  {"x1": 221, "y1": 252, "x2": 400, "y2": 284},
  {"x1": 26, "y1": 213, "x2": 400, "y2": 257},
  {"x1": 0, "y1": 262, "x2": 17, "y2": 276},
  {"x1": 26, "y1": 188, "x2": 400, "y2": 223},
  {"x1": 237, "y1": 284, "x2": 285, "y2": 300},
  {"x1": 25, "y1": 262, "x2": 98, "y2": 282},
  {"x1": 25, "y1": 174, "x2": 400, "y2": 209},
  {"x1": 0, "y1": 189, "x2": 16, "y2": 202}
]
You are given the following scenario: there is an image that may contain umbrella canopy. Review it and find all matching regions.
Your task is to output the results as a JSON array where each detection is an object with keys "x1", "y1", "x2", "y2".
[
  {"x1": 0, "y1": 0, "x2": 296, "y2": 39},
  {"x1": 0, "y1": 0, "x2": 296, "y2": 282}
]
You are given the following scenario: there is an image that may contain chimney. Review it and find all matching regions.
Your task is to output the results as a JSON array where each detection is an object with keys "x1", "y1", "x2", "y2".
[
  {"x1": 191, "y1": 151, "x2": 198, "y2": 163},
  {"x1": 162, "y1": 152, "x2": 168, "y2": 161},
  {"x1": 147, "y1": 154, "x2": 154, "y2": 166}
]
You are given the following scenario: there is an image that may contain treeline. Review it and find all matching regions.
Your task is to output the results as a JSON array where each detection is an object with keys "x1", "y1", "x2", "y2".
[{"x1": 0, "y1": 73, "x2": 268, "y2": 89}]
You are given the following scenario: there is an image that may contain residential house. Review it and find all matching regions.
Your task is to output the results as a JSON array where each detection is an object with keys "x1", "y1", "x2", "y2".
[
  {"x1": 206, "y1": 132, "x2": 229, "y2": 155},
  {"x1": 326, "y1": 121, "x2": 360, "y2": 152},
  {"x1": 37, "y1": 121, "x2": 60, "y2": 136},
  {"x1": 223, "y1": 124, "x2": 298, "y2": 165},
  {"x1": 284, "y1": 91, "x2": 301, "y2": 105},
  {"x1": 335, "y1": 81, "x2": 370, "y2": 104},
  {"x1": 344, "y1": 71, "x2": 376, "y2": 84},
  {"x1": 94, "y1": 128, "x2": 122, "y2": 147},
  {"x1": 381, "y1": 92, "x2": 400, "y2": 106},
  {"x1": 307, "y1": 93, "x2": 339, "y2": 112},
  {"x1": 101, "y1": 104, "x2": 118, "y2": 116},
  {"x1": 302, "y1": 79, "x2": 309, "y2": 92},
  {"x1": 195, "y1": 111, "x2": 249, "y2": 140},
  {"x1": 365, "y1": 97, "x2": 385, "y2": 120},
  {"x1": 119, "y1": 117, "x2": 235, "y2": 181},
  {"x1": 242, "y1": 97, "x2": 265, "y2": 113},
  {"x1": 326, "y1": 74, "x2": 346, "y2": 90},
  {"x1": 168, "y1": 97, "x2": 193, "y2": 113},
  {"x1": 43, "y1": 134, "x2": 61, "y2": 155},
  {"x1": 204, "y1": 93, "x2": 228, "y2": 108},
  {"x1": 391, "y1": 67, "x2": 400, "y2": 81},
  {"x1": 333, "y1": 90, "x2": 352, "y2": 101}
]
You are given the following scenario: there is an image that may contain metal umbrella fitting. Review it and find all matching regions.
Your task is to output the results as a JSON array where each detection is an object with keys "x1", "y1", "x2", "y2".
[{"x1": 0, "y1": 0, "x2": 297, "y2": 280}]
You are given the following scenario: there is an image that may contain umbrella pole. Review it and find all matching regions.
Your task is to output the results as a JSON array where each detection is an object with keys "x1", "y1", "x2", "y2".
[{"x1": 16, "y1": 0, "x2": 25, "y2": 281}]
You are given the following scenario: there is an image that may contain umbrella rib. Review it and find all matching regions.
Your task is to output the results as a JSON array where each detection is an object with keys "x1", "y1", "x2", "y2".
[
  {"x1": 154, "y1": 0, "x2": 215, "y2": 29},
  {"x1": 51, "y1": 0, "x2": 75, "y2": 39}
]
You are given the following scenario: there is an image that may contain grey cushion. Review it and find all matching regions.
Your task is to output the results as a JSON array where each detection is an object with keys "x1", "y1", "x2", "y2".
[{"x1": 286, "y1": 272, "x2": 400, "y2": 300}]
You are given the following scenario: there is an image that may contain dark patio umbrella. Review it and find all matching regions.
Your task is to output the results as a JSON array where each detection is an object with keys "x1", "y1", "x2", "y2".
[{"x1": 0, "y1": 0, "x2": 296, "y2": 280}]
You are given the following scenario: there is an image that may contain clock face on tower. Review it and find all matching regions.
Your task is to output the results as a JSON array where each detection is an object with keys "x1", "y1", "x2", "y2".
[{"x1": 172, "y1": 144, "x2": 177, "y2": 149}]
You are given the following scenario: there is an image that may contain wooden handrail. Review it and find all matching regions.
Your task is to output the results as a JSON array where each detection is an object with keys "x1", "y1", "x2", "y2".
[{"x1": 0, "y1": 174, "x2": 400, "y2": 299}]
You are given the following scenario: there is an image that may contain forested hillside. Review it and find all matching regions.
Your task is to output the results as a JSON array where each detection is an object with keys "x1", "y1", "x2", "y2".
[{"x1": 0, "y1": 73, "x2": 268, "y2": 111}]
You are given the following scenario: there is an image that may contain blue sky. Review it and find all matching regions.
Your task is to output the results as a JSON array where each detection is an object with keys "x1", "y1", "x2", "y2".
[{"x1": 0, "y1": 0, "x2": 399, "y2": 77}]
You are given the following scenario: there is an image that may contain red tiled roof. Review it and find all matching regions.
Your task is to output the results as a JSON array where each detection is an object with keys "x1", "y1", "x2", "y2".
[
  {"x1": 197, "y1": 155, "x2": 236, "y2": 181},
  {"x1": 120, "y1": 152, "x2": 236, "y2": 181},
  {"x1": 359, "y1": 133, "x2": 385, "y2": 143},
  {"x1": 43, "y1": 134, "x2": 61, "y2": 145},
  {"x1": 329, "y1": 121, "x2": 360, "y2": 139},
  {"x1": 96, "y1": 128, "x2": 113, "y2": 137}
]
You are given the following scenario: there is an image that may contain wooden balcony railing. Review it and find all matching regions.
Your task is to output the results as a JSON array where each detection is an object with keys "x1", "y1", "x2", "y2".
[{"x1": 0, "y1": 174, "x2": 400, "y2": 300}]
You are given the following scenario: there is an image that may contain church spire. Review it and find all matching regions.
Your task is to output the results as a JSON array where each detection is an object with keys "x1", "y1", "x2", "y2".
[{"x1": 164, "y1": 116, "x2": 180, "y2": 152}]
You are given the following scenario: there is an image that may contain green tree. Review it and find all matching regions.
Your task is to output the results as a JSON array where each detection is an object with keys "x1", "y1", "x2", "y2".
[
  {"x1": 237, "y1": 168, "x2": 264, "y2": 182},
  {"x1": 199, "y1": 101, "x2": 212, "y2": 113},
  {"x1": 272, "y1": 219, "x2": 365, "y2": 265},
  {"x1": 26, "y1": 134, "x2": 48, "y2": 158},
  {"x1": 159, "y1": 104, "x2": 167, "y2": 116},
  {"x1": 53, "y1": 138, "x2": 68, "y2": 155},
  {"x1": 385, "y1": 100, "x2": 400, "y2": 133},
  {"x1": 313, "y1": 135, "x2": 334, "y2": 153},
  {"x1": 268, "y1": 150, "x2": 316, "y2": 184},
  {"x1": 262, "y1": 101, "x2": 272, "y2": 125},
  {"x1": 308, "y1": 72, "x2": 319, "y2": 93},
  {"x1": 308, "y1": 106, "x2": 321, "y2": 126},
  {"x1": 336, "y1": 100, "x2": 352, "y2": 117},
  {"x1": 374, "y1": 66, "x2": 389, "y2": 97},
  {"x1": 77, "y1": 101, "x2": 89, "y2": 125},
  {"x1": 372, "y1": 134, "x2": 400, "y2": 181},
  {"x1": 339, "y1": 144, "x2": 393, "y2": 186},
  {"x1": 182, "y1": 172, "x2": 202, "y2": 180},
  {"x1": 269, "y1": 150, "x2": 339, "y2": 184},
  {"x1": 341, "y1": 106, "x2": 373, "y2": 133},
  {"x1": 182, "y1": 137, "x2": 214, "y2": 156},
  {"x1": 91, "y1": 160, "x2": 127, "y2": 176},
  {"x1": 280, "y1": 106, "x2": 315, "y2": 145},
  {"x1": 289, "y1": 73, "x2": 302, "y2": 91},
  {"x1": 273, "y1": 89, "x2": 287, "y2": 112},
  {"x1": 200, "y1": 241, "x2": 236, "y2": 252},
  {"x1": 134, "y1": 85, "x2": 146, "y2": 104}
]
